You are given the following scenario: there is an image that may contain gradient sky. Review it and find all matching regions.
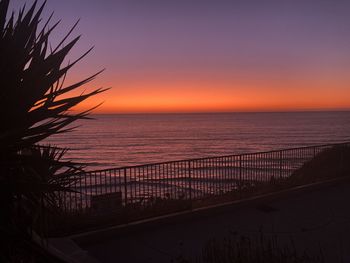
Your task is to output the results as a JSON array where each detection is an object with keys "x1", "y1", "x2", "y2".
[{"x1": 9, "y1": 0, "x2": 350, "y2": 112}]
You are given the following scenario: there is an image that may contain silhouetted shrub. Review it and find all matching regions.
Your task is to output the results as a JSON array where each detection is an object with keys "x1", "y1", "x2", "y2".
[
  {"x1": 174, "y1": 233, "x2": 324, "y2": 263},
  {"x1": 289, "y1": 145, "x2": 350, "y2": 184},
  {"x1": 0, "y1": 0, "x2": 106, "y2": 261}
]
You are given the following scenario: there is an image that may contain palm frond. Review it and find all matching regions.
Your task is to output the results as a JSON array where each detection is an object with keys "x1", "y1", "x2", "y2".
[
  {"x1": 0, "y1": 0, "x2": 109, "y2": 247},
  {"x1": 0, "y1": 0, "x2": 106, "y2": 152}
]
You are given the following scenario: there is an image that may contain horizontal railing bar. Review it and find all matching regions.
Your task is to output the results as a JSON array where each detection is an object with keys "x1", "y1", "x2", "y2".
[{"x1": 80, "y1": 141, "x2": 350, "y2": 174}]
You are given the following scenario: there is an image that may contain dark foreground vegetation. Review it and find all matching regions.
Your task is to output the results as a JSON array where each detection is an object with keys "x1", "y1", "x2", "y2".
[
  {"x1": 173, "y1": 233, "x2": 325, "y2": 263},
  {"x1": 0, "y1": 0, "x2": 105, "y2": 261},
  {"x1": 289, "y1": 145, "x2": 350, "y2": 184}
]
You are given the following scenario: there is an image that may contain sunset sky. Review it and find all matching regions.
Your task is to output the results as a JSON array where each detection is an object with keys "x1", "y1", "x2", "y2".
[{"x1": 10, "y1": 0, "x2": 350, "y2": 113}]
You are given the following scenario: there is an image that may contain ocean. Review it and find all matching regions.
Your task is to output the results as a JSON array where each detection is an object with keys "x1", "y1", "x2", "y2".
[{"x1": 45, "y1": 111, "x2": 350, "y2": 170}]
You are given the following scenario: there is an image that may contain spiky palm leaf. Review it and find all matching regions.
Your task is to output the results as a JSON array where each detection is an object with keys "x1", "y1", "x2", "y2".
[
  {"x1": 0, "y1": 0, "x2": 107, "y2": 151},
  {"x1": 0, "y1": 0, "x2": 107, "y2": 260}
]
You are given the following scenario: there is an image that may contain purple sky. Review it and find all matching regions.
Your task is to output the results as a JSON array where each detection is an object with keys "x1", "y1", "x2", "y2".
[{"x1": 8, "y1": 0, "x2": 350, "y2": 112}]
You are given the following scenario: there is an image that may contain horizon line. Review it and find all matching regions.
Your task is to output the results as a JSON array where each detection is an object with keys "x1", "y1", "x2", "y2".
[{"x1": 89, "y1": 109, "x2": 350, "y2": 115}]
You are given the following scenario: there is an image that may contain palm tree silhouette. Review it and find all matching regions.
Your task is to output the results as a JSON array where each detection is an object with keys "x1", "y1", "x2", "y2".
[{"x1": 0, "y1": 0, "x2": 107, "y2": 260}]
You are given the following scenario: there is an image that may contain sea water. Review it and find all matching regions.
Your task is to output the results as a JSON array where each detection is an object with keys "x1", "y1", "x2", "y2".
[{"x1": 45, "y1": 111, "x2": 350, "y2": 170}]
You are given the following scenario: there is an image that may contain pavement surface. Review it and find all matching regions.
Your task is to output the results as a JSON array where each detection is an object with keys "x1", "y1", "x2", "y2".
[{"x1": 78, "y1": 180, "x2": 350, "y2": 262}]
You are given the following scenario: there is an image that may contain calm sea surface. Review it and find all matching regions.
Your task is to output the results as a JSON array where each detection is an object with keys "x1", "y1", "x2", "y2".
[{"x1": 45, "y1": 112, "x2": 350, "y2": 170}]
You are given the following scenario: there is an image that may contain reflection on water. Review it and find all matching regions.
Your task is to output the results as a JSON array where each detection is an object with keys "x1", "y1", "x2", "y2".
[{"x1": 45, "y1": 111, "x2": 350, "y2": 169}]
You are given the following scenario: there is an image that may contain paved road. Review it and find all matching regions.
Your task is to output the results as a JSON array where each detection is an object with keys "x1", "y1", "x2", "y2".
[{"x1": 80, "y1": 181, "x2": 350, "y2": 262}]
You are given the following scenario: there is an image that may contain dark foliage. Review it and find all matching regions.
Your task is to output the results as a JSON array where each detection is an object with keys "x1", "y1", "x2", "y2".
[
  {"x1": 289, "y1": 145, "x2": 350, "y2": 184},
  {"x1": 0, "y1": 0, "x2": 107, "y2": 261},
  {"x1": 174, "y1": 233, "x2": 324, "y2": 263}
]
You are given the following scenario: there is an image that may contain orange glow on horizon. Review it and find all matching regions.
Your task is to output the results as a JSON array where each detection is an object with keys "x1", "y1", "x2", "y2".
[
  {"x1": 63, "y1": 69, "x2": 350, "y2": 113},
  {"x1": 71, "y1": 83, "x2": 350, "y2": 114}
]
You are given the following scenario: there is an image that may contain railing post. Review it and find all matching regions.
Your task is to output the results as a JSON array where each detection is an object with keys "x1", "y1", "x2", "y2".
[
  {"x1": 339, "y1": 144, "x2": 344, "y2": 172},
  {"x1": 188, "y1": 160, "x2": 192, "y2": 208},
  {"x1": 279, "y1": 151, "x2": 282, "y2": 179},
  {"x1": 313, "y1": 146, "x2": 316, "y2": 158},
  {"x1": 239, "y1": 155, "x2": 242, "y2": 197},
  {"x1": 123, "y1": 168, "x2": 128, "y2": 207}
]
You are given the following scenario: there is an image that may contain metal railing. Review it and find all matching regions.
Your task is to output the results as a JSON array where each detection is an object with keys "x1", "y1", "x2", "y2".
[{"x1": 57, "y1": 142, "x2": 350, "y2": 226}]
